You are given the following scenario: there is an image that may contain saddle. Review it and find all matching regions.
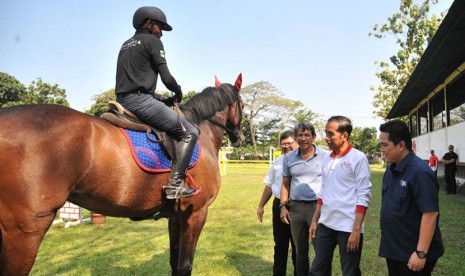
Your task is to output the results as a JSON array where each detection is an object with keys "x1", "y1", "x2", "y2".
[
  {"x1": 101, "y1": 101, "x2": 175, "y2": 159},
  {"x1": 101, "y1": 102, "x2": 201, "y2": 221}
]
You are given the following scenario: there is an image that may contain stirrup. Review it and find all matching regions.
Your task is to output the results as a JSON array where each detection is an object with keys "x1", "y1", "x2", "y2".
[{"x1": 164, "y1": 185, "x2": 195, "y2": 199}]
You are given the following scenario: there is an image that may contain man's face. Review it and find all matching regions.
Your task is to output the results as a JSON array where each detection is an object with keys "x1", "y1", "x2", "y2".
[
  {"x1": 379, "y1": 132, "x2": 403, "y2": 164},
  {"x1": 325, "y1": 121, "x2": 347, "y2": 151},
  {"x1": 151, "y1": 23, "x2": 163, "y2": 38},
  {"x1": 449, "y1": 146, "x2": 454, "y2": 152},
  {"x1": 296, "y1": 129, "x2": 315, "y2": 150},
  {"x1": 280, "y1": 137, "x2": 297, "y2": 154}
]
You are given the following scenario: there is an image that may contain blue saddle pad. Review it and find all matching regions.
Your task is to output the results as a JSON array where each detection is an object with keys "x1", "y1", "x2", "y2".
[{"x1": 121, "y1": 129, "x2": 201, "y2": 173}]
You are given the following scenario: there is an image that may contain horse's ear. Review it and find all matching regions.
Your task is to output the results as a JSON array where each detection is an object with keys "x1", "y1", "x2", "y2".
[
  {"x1": 234, "y1": 73, "x2": 242, "y2": 92},
  {"x1": 215, "y1": 75, "x2": 222, "y2": 87}
]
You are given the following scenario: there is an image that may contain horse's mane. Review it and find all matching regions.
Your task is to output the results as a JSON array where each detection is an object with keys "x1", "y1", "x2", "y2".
[{"x1": 180, "y1": 84, "x2": 239, "y2": 125}]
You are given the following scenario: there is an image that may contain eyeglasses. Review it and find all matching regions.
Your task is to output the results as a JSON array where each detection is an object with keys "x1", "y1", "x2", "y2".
[{"x1": 281, "y1": 142, "x2": 294, "y2": 147}]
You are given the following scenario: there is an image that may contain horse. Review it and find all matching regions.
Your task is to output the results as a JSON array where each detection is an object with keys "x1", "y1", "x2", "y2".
[{"x1": 0, "y1": 74, "x2": 244, "y2": 276}]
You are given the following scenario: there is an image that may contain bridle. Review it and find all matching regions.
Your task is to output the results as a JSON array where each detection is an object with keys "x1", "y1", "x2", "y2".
[{"x1": 207, "y1": 94, "x2": 243, "y2": 144}]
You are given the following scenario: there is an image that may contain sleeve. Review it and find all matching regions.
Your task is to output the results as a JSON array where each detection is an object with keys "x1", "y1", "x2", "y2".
[
  {"x1": 411, "y1": 168, "x2": 440, "y2": 212},
  {"x1": 354, "y1": 154, "x2": 372, "y2": 207},
  {"x1": 263, "y1": 163, "x2": 275, "y2": 187},
  {"x1": 149, "y1": 38, "x2": 182, "y2": 95},
  {"x1": 158, "y1": 64, "x2": 182, "y2": 95},
  {"x1": 282, "y1": 154, "x2": 291, "y2": 177}
]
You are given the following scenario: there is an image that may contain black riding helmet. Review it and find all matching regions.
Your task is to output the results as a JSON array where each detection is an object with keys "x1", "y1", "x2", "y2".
[{"x1": 133, "y1": 6, "x2": 172, "y2": 31}]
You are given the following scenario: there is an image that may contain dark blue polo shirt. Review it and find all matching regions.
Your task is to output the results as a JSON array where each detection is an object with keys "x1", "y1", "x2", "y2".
[{"x1": 379, "y1": 151, "x2": 444, "y2": 262}]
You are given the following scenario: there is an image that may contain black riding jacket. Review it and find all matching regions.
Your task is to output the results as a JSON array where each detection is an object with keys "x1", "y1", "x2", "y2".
[{"x1": 115, "y1": 29, "x2": 181, "y2": 96}]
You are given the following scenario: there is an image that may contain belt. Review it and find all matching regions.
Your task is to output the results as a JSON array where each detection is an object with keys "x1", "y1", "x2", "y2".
[
  {"x1": 117, "y1": 90, "x2": 150, "y2": 98},
  {"x1": 291, "y1": 200, "x2": 317, "y2": 204}
]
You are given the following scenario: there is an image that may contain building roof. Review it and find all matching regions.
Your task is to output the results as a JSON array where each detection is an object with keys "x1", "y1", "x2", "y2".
[{"x1": 387, "y1": 0, "x2": 465, "y2": 119}]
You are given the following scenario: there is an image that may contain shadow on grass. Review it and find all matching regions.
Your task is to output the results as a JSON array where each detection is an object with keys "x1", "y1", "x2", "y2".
[
  {"x1": 225, "y1": 251, "x2": 273, "y2": 275},
  {"x1": 89, "y1": 249, "x2": 172, "y2": 275},
  {"x1": 39, "y1": 247, "x2": 172, "y2": 275}
]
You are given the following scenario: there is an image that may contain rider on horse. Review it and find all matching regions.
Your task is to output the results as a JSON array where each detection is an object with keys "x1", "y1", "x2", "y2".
[{"x1": 115, "y1": 6, "x2": 198, "y2": 199}]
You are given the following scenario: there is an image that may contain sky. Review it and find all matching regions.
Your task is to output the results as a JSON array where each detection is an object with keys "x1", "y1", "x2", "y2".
[{"x1": 0, "y1": 0, "x2": 454, "y2": 129}]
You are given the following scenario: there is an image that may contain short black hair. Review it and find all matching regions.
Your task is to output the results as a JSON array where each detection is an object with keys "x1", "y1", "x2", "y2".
[
  {"x1": 294, "y1": 122, "x2": 316, "y2": 137},
  {"x1": 327, "y1": 115, "x2": 353, "y2": 137},
  {"x1": 280, "y1": 130, "x2": 295, "y2": 142},
  {"x1": 379, "y1": 120, "x2": 412, "y2": 150}
]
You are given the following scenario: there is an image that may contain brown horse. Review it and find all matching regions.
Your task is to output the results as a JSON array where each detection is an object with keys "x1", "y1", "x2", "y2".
[{"x1": 0, "y1": 74, "x2": 244, "y2": 276}]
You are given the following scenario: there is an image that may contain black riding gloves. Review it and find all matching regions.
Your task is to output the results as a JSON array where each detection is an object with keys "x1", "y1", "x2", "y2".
[{"x1": 174, "y1": 85, "x2": 183, "y2": 103}]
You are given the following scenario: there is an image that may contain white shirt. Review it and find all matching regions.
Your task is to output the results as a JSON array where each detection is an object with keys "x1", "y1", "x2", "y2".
[
  {"x1": 263, "y1": 155, "x2": 285, "y2": 199},
  {"x1": 318, "y1": 147, "x2": 372, "y2": 233}
]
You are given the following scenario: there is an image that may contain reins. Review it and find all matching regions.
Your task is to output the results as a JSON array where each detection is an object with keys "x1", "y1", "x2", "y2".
[
  {"x1": 207, "y1": 117, "x2": 236, "y2": 138},
  {"x1": 207, "y1": 95, "x2": 242, "y2": 141}
]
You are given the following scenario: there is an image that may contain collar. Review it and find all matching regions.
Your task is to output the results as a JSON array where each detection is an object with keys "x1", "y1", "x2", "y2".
[
  {"x1": 390, "y1": 151, "x2": 414, "y2": 174},
  {"x1": 330, "y1": 142, "x2": 352, "y2": 158},
  {"x1": 296, "y1": 145, "x2": 318, "y2": 158},
  {"x1": 135, "y1": 29, "x2": 150, "y2": 35}
]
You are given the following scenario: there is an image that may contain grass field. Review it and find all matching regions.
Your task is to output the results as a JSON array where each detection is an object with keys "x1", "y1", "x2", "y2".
[{"x1": 30, "y1": 164, "x2": 465, "y2": 275}]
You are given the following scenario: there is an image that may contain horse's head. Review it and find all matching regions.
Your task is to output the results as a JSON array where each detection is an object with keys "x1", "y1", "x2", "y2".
[{"x1": 215, "y1": 73, "x2": 245, "y2": 147}]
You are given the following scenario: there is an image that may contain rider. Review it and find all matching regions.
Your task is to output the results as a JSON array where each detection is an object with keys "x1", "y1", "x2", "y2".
[{"x1": 115, "y1": 6, "x2": 198, "y2": 199}]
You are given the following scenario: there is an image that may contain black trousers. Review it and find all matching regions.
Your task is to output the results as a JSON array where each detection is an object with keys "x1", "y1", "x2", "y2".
[
  {"x1": 444, "y1": 169, "x2": 457, "y2": 194},
  {"x1": 117, "y1": 93, "x2": 199, "y2": 138},
  {"x1": 310, "y1": 223, "x2": 363, "y2": 276},
  {"x1": 272, "y1": 197, "x2": 296, "y2": 276},
  {"x1": 386, "y1": 258, "x2": 437, "y2": 276}
]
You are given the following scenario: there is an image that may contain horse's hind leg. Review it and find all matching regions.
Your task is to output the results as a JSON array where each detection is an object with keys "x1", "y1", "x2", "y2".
[{"x1": 0, "y1": 213, "x2": 55, "y2": 275}]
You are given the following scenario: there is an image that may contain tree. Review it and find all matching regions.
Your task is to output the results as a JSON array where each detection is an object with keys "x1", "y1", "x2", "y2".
[
  {"x1": 369, "y1": 0, "x2": 444, "y2": 119},
  {"x1": 86, "y1": 89, "x2": 115, "y2": 117},
  {"x1": 23, "y1": 78, "x2": 69, "y2": 106},
  {"x1": 241, "y1": 81, "x2": 303, "y2": 155},
  {"x1": 289, "y1": 107, "x2": 326, "y2": 142},
  {"x1": 350, "y1": 127, "x2": 380, "y2": 155},
  {"x1": 182, "y1": 90, "x2": 197, "y2": 103},
  {"x1": 0, "y1": 72, "x2": 26, "y2": 108}
]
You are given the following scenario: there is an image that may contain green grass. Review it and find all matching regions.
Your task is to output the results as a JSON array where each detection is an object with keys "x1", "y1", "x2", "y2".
[{"x1": 30, "y1": 164, "x2": 465, "y2": 275}]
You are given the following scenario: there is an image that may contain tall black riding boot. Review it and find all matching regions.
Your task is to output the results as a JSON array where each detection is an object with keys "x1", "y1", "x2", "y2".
[{"x1": 165, "y1": 134, "x2": 197, "y2": 199}]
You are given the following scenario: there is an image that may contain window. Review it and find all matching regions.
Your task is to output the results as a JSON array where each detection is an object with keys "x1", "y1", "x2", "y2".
[
  {"x1": 418, "y1": 105, "x2": 428, "y2": 135},
  {"x1": 450, "y1": 103, "x2": 465, "y2": 125},
  {"x1": 410, "y1": 112, "x2": 418, "y2": 137},
  {"x1": 430, "y1": 91, "x2": 446, "y2": 130},
  {"x1": 447, "y1": 73, "x2": 465, "y2": 126}
]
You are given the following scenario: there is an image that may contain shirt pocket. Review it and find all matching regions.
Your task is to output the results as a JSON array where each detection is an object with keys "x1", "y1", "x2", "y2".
[{"x1": 396, "y1": 184, "x2": 409, "y2": 211}]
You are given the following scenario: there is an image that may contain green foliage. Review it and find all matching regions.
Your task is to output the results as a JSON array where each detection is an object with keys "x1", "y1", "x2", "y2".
[
  {"x1": 290, "y1": 108, "x2": 318, "y2": 125},
  {"x1": 350, "y1": 127, "x2": 380, "y2": 154},
  {"x1": 240, "y1": 81, "x2": 305, "y2": 155},
  {"x1": 23, "y1": 78, "x2": 69, "y2": 107},
  {"x1": 0, "y1": 72, "x2": 26, "y2": 108},
  {"x1": 290, "y1": 107, "x2": 326, "y2": 141},
  {"x1": 85, "y1": 89, "x2": 115, "y2": 117},
  {"x1": 0, "y1": 74, "x2": 69, "y2": 107},
  {"x1": 182, "y1": 90, "x2": 197, "y2": 103},
  {"x1": 369, "y1": 0, "x2": 444, "y2": 119}
]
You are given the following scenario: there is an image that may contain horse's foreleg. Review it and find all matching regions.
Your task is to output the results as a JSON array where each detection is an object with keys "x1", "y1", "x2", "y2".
[
  {"x1": 0, "y1": 213, "x2": 55, "y2": 275},
  {"x1": 168, "y1": 208, "x2": 208, "y2": 276},
  {"x1": 168, "y1": 216, "x2": 181, "y2": 275}
]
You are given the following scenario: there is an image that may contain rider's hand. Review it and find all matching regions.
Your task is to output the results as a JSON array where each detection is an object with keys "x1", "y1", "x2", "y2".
[
  {"x1": 174, "y1": 85, "x2": 183, "y2": 103},
  {"x1": 162, "y1": 96, "x2": 176, "y2": 107}
]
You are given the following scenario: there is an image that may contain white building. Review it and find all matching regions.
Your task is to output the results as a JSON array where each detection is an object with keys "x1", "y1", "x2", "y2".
[{"x1": 387, "y1": 0, "x2": 464, "y2": 179}]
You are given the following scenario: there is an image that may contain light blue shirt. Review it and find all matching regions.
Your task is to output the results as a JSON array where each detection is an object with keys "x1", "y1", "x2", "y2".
[{"x1": 283, "y1": 146, "x2": 329, "y2": 201}]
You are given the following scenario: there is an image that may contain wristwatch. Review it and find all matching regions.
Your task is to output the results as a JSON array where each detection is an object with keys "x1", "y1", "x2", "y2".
[
  {"x1": 415, "y1": 250, "x2": 427, "y2": 259},
  {"x1": 279, "y1": 202, "x2": 288, "y2": 209}
]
